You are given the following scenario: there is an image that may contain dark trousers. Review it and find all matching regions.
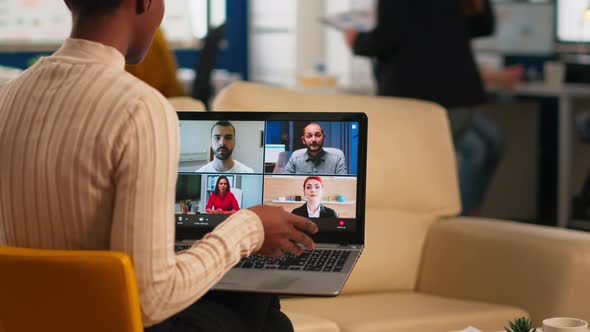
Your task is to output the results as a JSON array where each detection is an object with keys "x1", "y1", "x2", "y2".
[{"x1": 145, "y1": 291, "x2": 293, "y2": 332}]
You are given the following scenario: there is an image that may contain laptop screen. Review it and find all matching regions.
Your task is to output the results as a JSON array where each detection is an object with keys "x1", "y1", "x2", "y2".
[{"x1": 175, "y1": 112, "x2": 367, "y2": 245}]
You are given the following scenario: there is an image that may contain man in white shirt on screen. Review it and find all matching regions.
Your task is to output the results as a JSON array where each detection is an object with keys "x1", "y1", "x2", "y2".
[{"x1": 197, "y1": 120, "x2": 254, "y2": 173}]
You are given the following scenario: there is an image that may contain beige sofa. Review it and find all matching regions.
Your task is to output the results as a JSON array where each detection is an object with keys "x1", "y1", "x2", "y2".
[{"x1": 211, "y1": 82, "x2": 590, "y2": 332}]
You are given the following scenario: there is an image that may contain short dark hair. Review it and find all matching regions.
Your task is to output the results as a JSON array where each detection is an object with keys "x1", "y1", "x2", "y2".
[
  {"x1": 66, "y1": 0, "x2": 123, "y2": 15},
  {"x1": 302, "y1": 123, "x2": 325, "y2": 136},
  {"x1": 211, "y1": 120, "x2": 236, "y2": 136}
]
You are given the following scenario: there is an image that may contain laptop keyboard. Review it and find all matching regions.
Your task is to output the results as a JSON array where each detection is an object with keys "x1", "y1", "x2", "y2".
[
  {"x1": 175, "y1": 245, "x2": 352, "y2": 272},
  {"x1": 175, "y1": 243, "x2": 192, "y2": 252},
  {"x1": 236, "y1": 249, "x2": 351, "y2": 272}
]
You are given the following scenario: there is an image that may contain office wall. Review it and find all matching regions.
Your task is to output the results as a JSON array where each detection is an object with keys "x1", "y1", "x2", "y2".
[{"x1": 0, "y1": 1, "x2": 249, "y2": 79}]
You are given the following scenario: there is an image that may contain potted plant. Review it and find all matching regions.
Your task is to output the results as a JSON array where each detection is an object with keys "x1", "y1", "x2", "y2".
[{"x1": 505, "y1": 317, "x2": 537, "y2": 332}]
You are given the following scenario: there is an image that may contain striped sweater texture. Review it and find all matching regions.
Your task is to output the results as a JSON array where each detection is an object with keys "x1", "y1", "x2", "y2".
[{"x1": 0, "y1": 38, "x2": 263, "y2": 326}]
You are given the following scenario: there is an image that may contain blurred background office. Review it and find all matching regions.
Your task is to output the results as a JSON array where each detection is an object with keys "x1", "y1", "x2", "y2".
[{"x1": 1, "y1": 0, "x2": 590, "y2": 231}]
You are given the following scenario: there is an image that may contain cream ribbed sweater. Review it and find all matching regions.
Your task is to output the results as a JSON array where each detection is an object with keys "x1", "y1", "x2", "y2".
[{"x1": 0, "y1": 38, "x2": 263, "y2": 326}]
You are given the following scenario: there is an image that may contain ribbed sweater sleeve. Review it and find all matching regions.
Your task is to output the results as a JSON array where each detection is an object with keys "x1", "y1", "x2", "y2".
[{"x1": 109, "y1": 90, "x2": 264, "y2": 327}]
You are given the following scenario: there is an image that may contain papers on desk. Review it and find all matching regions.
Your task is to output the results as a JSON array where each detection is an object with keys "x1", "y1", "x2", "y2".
[
  {"x1": 449, "y1": 327, "x2": 543, "y2": 332},
  {"x1": 319, "y1": 10, "x2": 375, "y2": 32},
  {"x1": 449, "y1": 327, "x2": 483, "y2": 332}
]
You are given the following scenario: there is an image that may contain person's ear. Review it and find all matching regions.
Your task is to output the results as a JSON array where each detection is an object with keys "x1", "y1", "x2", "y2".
[
  {"x1": 136, "y1": 0, "x2": 152, "y2": 14},
  {"x1": 301, "y1": 136, "x2": 306, "y2": 145}
]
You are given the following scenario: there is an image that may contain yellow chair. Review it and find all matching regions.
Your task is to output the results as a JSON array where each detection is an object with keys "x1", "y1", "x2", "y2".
[{"x1": 0, "y1": 246, "x2": 143, "y2": 332}]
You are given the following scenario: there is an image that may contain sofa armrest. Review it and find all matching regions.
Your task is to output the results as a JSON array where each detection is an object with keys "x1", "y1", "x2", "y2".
[{"x1": 417, "y1": 217, "x2": 590, "y2": 323}]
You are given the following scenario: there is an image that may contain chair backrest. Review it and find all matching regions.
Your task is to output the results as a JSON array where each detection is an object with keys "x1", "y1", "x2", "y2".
[
  {"x1": 232, "y1": 188, "x2": 243, "y2": 208},
  {"x1": 192, "y1": 23, "x2": 226, "y2": 109},
  {"x1": 0, "y1": 246, "x2": 143, "y2": 332},
  {"x1": 168, "y1": 96, "x2": 206, "y2": 111},
  {"x1": 273, "y1": 151, "x2": 291, "y2": 173}
]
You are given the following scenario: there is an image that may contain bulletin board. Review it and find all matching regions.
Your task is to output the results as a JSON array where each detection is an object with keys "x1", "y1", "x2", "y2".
[{"x1": 472, "y1": 2, "x2": 554, "y2": 55}]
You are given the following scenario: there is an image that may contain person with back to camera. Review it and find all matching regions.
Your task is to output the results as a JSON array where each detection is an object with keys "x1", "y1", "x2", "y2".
[
  {"x1": 197, "y1": 120, "x2": 254, "y2": 173},
  {"x1": 283, "y1": 123, "x2": 347, "y2": 175},
  {"x1": 344, "y1": 0, "x2": 503, "y2": 216},
  {"x1": 292, "y1": 176, "x2": 338, "y2": 218},
  {"x1": 0, "y1": 1, "x2": 319, "y2": 331},
  {"x1": 206, "y1": 176, "x2": 240, "y2": 215}
]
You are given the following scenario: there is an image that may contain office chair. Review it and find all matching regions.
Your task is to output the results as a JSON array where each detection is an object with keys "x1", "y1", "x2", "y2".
[
  {"x1": 232, "y1": 188, "x2": 243, "y2": 209},
  {"x1": 0, "y1": 246, "x2": 143, "y2": 332},
  {"x1": 192, "y1": 23, "x2": 226, "y2": 110}
]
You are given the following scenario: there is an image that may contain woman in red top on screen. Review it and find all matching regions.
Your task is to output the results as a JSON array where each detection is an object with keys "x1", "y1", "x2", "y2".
[{"x1": 206, "y1": 176, "x2": 240, "y2": 215}]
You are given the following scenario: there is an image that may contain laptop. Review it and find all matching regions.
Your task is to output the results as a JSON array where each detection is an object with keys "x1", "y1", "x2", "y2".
[{"x1": 174, "y1": 111, "x2": 367, "y2": 296}]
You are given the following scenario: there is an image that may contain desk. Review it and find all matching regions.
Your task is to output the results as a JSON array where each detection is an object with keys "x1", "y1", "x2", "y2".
[{"x1": 489, "y1": 82, "x2": 590, "y2": 228}]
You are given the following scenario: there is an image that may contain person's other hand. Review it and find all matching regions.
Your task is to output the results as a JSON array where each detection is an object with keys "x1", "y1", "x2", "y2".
[
  {"x1": 502, "y1": 64, "x2": 524, "y2": 88},
  {"x1": 481, "y1": 64, "x2": 524, "y2": 90},
  {"x1": 344, "y1": 29, "x2": 358, "y2": 49},
  {"x1": 248, "y1": 205, "x2": 318, "y2": 257}
]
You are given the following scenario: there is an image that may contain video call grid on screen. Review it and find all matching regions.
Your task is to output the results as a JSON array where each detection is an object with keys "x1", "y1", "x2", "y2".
[{"x1": 175, "y1": 118, "x2": 362, "y2": 233}]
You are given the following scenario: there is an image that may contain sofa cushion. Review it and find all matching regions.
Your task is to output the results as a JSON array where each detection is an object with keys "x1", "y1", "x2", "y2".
[
  {"x1": 418, "y1": 217, "x2": 590, "y2": 324},
  {"x1": 284, "y1": 311, "x2": 341, "y2": 332},
  {"x1": 282, "y1": 291, "x2": 528, "y2": 332},
  {"x1": 343, "y1": 209, "x2": 437, "y2": 294},
  {"x1": 168, "y1": 96, "x2": 205, "y2": 111}
]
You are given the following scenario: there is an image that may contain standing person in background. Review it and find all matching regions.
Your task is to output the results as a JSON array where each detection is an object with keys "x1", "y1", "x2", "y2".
[
  {"x1": 126, "y1": 27, "x2": 186, "y2": 97},
  {"x1": 480, "y1": 64, "x2": 525, "y2": 90},
  {"x1": 344, "y1": 0, "x2": 502, "y2": 216},
  {"x1": 0, "y1": 1, "x2": 318, "y2": 331}
]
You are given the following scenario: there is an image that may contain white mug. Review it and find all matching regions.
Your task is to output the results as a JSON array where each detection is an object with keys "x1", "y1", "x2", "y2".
[
  {"x1": 543, "y1": 317, "x2": 588, "y2": 332},
  {"x1": 543, "y1": 61, "x2": 565, "y2": 86}
]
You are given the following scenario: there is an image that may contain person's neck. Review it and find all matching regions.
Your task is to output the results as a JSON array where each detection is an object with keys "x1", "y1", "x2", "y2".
[
  {"x1": 307, "y1": 148, "x2": 323, "y2": 159},
  {"x1": 307, "y1": 201, "x2": 321, "y2": 213},
  {"x1": 69, "y1": 14, "x2": 130, "y2": 59},
  {"x1": 212, "y1": 158, "x2": 235, "y2": 172}
]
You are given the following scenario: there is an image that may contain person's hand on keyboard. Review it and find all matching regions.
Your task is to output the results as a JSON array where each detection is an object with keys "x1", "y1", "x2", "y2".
[{"x1": 248, "y1": 205, "x2": 318, "y2": 257}]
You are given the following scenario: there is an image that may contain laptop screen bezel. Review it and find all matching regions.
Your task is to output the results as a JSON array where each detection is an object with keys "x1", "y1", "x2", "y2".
[{"x1": 175, "y1": 111, "x2": 367, "y2": 246}]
